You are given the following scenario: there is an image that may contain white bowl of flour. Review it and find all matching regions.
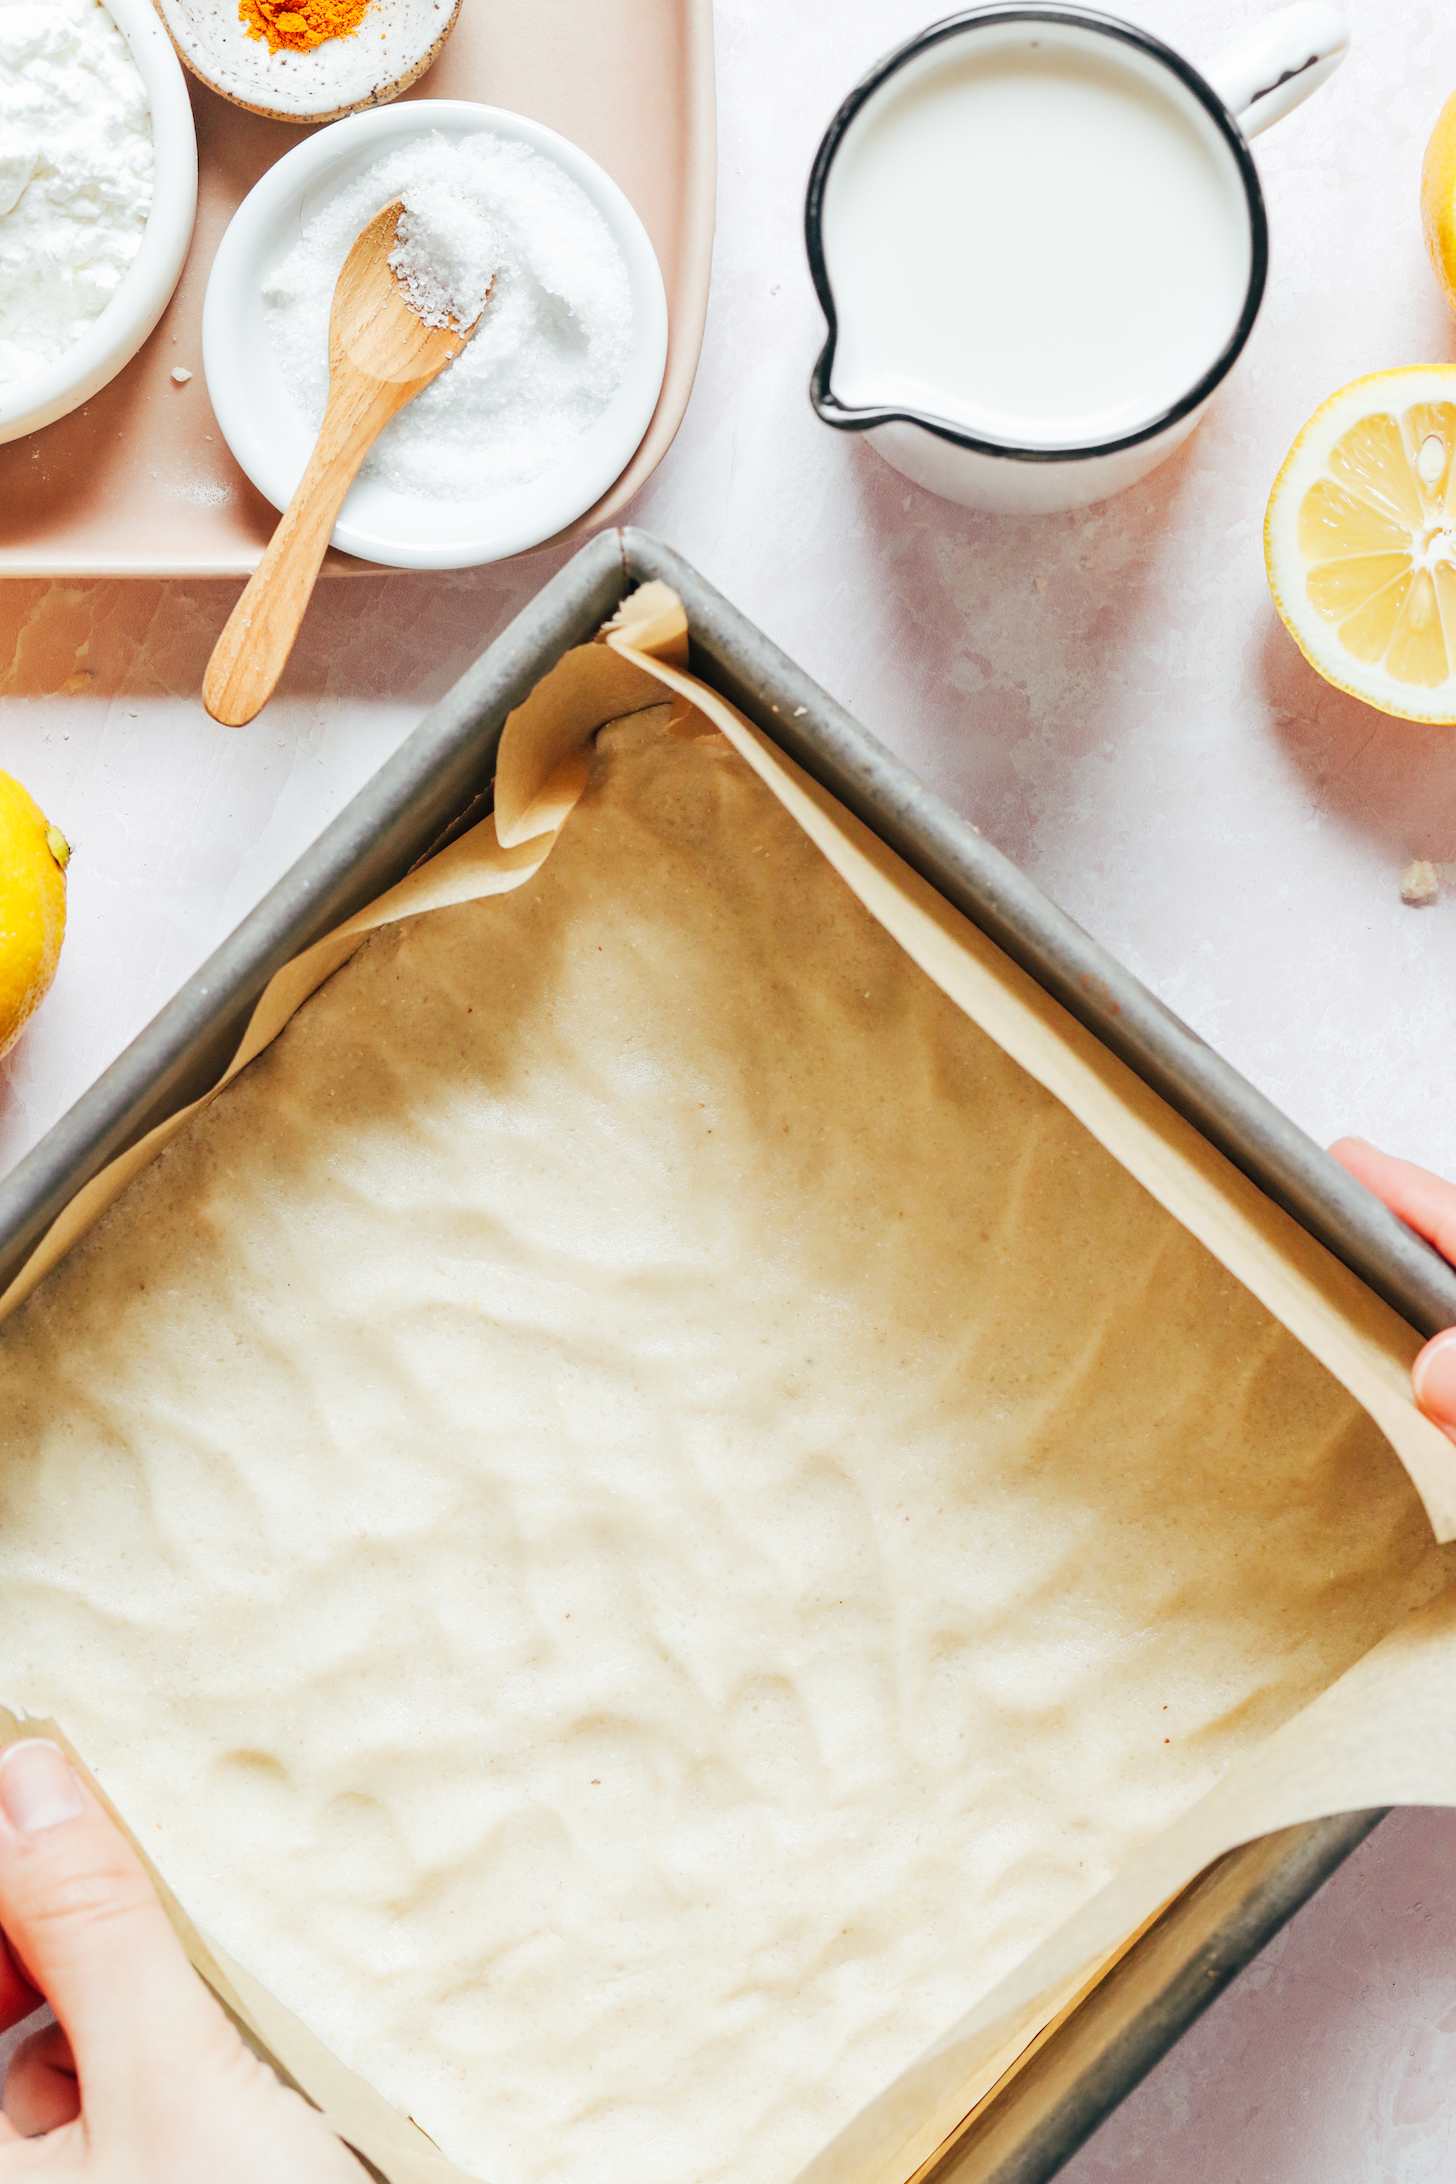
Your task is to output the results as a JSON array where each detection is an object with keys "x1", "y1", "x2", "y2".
[
  {"x1": 0, "y1": 0, "x2": 198, "y2": 445},
  {"x1": 202, "y1": 102, "x2": 670, "y2": 568}
]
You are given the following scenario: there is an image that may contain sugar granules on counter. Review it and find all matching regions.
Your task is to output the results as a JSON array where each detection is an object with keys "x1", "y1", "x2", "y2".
[
  {"x1": 0, "y1": 0, "x2": 154, "y2": 385},
  {"x1": 262, "y1": 133, "x2": 634, "y2": 502}
]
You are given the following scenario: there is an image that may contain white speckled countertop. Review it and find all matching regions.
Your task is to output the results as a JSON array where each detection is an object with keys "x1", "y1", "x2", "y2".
[{"x1": 4, "y1": 0, "x2": 1456, "y2": 2174}]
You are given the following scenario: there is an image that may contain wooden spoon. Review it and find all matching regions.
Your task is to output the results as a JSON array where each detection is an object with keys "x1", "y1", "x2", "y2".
[{"x1": 204, "y1": 199, "x2": 486, "y2": 728}]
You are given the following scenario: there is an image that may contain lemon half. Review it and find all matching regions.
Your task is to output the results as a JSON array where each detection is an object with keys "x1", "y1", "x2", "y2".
[
  {"x1": 1265, "y1": 367, "x2": 1456, "y2": 723},
  {"x1": 0, "y1": 770, "x2": 69, "y2": 1059}
]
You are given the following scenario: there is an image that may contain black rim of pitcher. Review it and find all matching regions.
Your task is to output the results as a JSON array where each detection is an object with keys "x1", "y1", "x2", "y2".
[{"x1": 804, "y1": 3, "x2": 1270, "y2": 465}]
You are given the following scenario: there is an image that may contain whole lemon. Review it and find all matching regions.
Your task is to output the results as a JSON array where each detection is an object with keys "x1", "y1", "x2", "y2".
[
  {"x1": 1423, "y1": 91, "x2": 1456, "y2": 312},
  {"x1": 0, "y1": 770, "x2": 69, "y2": 1059}
]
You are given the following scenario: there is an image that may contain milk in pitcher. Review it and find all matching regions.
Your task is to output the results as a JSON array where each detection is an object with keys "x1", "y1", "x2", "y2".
[{"x1": 821, "y1": 26, "x2": 1253, "y2": 449}]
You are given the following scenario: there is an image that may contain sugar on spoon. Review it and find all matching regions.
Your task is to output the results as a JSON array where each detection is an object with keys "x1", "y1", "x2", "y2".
[{"x1": 204, "y1": 198, "x2": 489, "y2": 728}]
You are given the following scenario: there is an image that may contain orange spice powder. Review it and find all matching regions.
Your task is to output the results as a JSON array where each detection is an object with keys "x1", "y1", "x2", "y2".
[{"x1": 239, "y1": 0, "x2": 371, "y2": 54}]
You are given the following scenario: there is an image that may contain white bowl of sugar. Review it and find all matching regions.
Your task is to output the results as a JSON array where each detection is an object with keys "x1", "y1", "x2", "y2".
[
  {"x1": 0, "y1": 0, "x2": 199, "y2": 446},
  {"x1": 202, "y1": 101, "x2": 670, "y2": 569}
]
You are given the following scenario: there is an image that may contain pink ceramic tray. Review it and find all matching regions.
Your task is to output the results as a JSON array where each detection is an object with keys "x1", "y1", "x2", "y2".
[{"x1": 0, "y1": 0, "x2": 714, "y2": 576}]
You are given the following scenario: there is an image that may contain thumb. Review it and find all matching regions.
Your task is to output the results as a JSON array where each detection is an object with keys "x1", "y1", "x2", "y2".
[
  {"x1": 1413, "y1": 1329, "x2": 1456, "y2": 1447},
  {"x1": 0, "y1": 1739, "x2": 234, "y2": 2127}
]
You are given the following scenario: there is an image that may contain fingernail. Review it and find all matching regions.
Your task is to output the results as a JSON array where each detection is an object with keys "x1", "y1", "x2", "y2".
[
  {"x1": 0, "y1": 1743, "x2": 84, "y2": 1836},
  {"x1": 1413, "y1": 1329, "x2": 1456, "y2": 1425}
]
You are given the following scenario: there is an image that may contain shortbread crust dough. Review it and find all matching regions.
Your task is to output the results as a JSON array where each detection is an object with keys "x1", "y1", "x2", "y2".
[{"x1": 0, "y1": 715, "x2": 1445, "y2": 2184}]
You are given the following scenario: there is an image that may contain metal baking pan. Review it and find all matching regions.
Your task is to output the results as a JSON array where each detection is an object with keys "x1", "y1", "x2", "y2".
[{"x1": 0, "y1": 528, "x2": 1450, "y2": 2182}]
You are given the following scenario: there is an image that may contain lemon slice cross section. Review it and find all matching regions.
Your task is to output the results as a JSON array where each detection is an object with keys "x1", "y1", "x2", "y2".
[{"x1": 1265, "y1": 366, "x2": 1456, "y2": 724}]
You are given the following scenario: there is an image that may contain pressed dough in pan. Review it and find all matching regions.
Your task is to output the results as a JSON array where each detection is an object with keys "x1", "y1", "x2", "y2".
[{"x1": 0, "y1": 714, "x2": 1446, "y2": 2184}]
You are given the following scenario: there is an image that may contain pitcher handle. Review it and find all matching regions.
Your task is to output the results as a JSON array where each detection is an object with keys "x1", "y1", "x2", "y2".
[{"x1": 1205, "y1": 1, "x2": 1349, "y2": 139}]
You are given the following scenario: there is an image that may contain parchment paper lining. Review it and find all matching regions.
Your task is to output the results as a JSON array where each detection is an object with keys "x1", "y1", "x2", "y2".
[{"x1": 3, "y1": 583, "x2": 1456, "y2": 2184}]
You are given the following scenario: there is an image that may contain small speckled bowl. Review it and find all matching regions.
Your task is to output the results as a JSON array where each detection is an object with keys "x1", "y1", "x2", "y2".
[
  {"x1": 0, "y1": 0, "x2": 198, "y2": 448},
  {"x1": 154, "y1": 0, "x2": 462, "y2": 126}
]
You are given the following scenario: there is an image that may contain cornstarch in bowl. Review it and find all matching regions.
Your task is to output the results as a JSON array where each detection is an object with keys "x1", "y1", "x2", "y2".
[
  {"x1": 263, "y1": 130, "x2": 634, "y2": 502},
  {"x1": 0, "y1": 0, "x2": 154, "y2": 385}
]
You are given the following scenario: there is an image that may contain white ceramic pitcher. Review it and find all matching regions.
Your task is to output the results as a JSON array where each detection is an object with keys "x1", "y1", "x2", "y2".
[{"x1": 806, "y1": 3, "x2": 1348, "y2": 515}]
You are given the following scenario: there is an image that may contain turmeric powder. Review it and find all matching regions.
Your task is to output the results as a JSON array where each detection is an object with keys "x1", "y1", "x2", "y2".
[{"x1": 238, "y1": 0, "x2": 371, "y2": 54}]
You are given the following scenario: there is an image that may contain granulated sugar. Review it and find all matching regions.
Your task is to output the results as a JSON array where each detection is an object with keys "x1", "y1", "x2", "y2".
[
  {"x1": 262, "y1": 131, "x2": 634, "y2": 502},
  {"x1": 388, "y1": 188, "x2": 502, "y2": 331}
]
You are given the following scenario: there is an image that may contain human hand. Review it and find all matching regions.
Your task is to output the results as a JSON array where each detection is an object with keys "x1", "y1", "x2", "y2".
[
  {"x1": 1330, "y1": 1136, "x2": 1456, "y2": 1447},
  {"x1": 0, "y1": 1737, "x2": 364, "y2": 2180}
]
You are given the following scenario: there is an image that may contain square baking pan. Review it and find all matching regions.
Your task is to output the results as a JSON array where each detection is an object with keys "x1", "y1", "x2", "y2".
[{"x1": 1, "y1": 527, "x2": 1452, "y2": 2183}]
